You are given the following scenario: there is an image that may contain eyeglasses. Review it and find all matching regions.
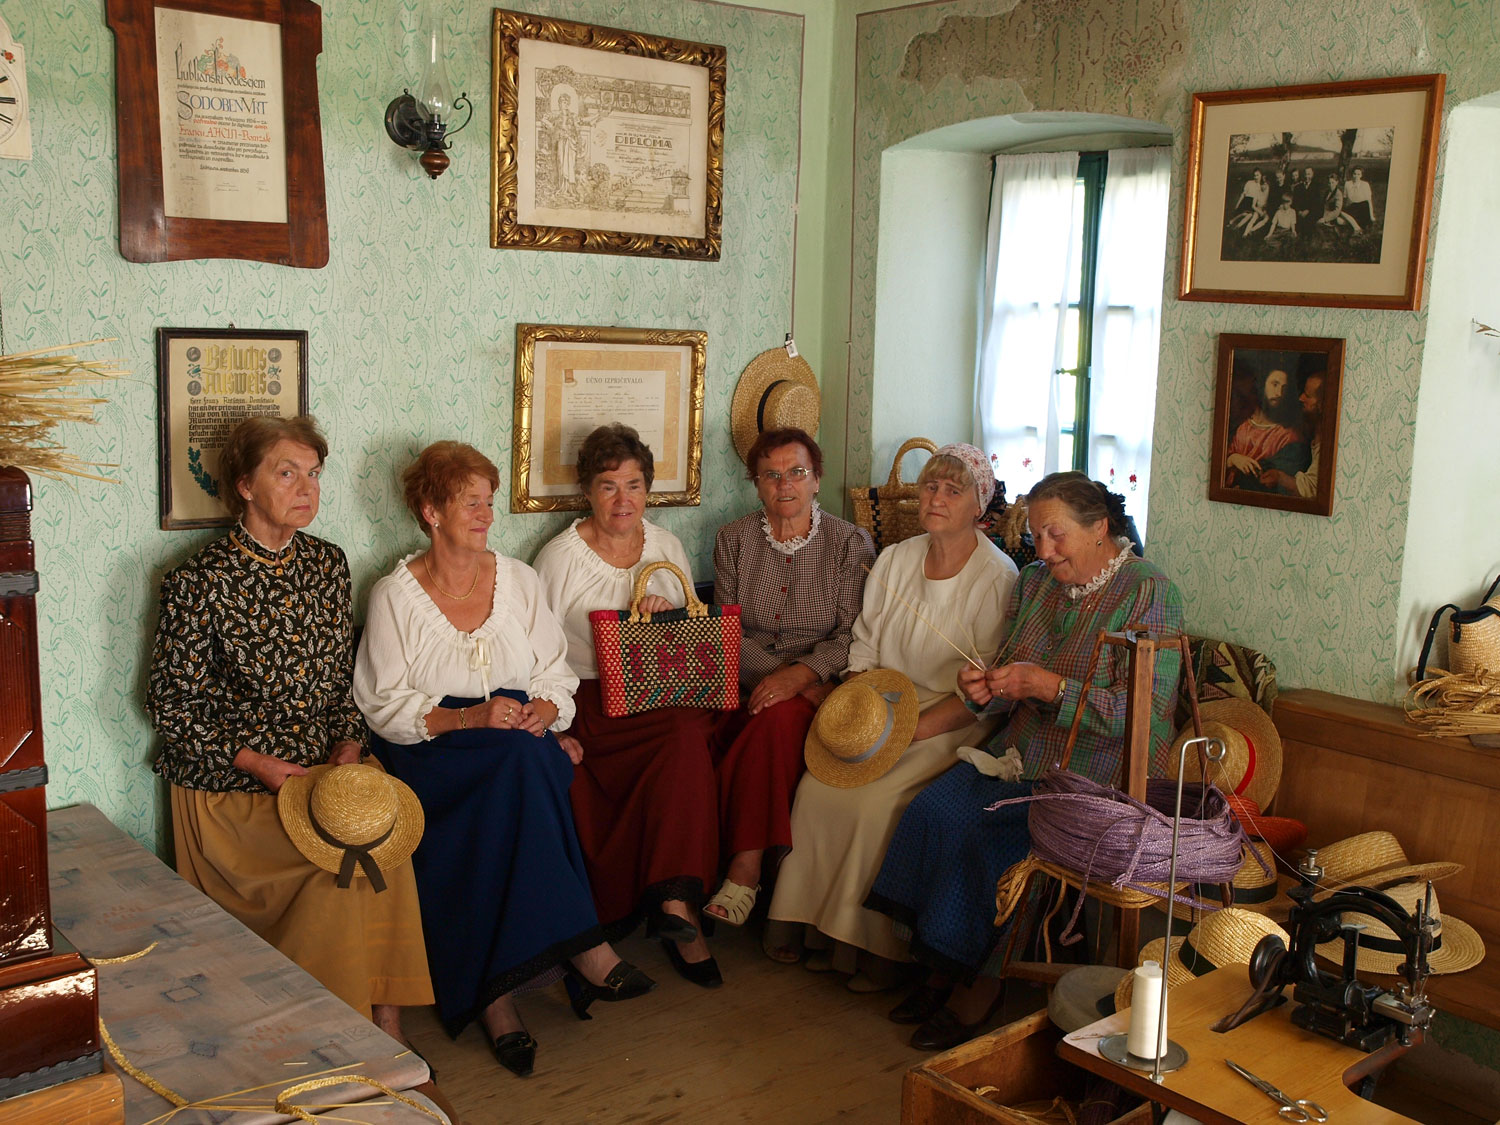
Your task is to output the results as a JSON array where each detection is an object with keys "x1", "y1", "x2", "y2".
[{"x1": 757, "y1": 467, "x2": 813, "y2": 484}]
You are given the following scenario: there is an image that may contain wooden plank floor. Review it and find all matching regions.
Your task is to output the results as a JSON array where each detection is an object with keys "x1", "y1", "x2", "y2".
[{"x1": 403, "y1": 925, "x2": 1043, "y2": 1125}]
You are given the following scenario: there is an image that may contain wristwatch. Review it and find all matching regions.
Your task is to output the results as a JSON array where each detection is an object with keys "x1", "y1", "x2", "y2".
[{"x1": 1052, "y1": 677, "x2": 1067, "y2": 705}]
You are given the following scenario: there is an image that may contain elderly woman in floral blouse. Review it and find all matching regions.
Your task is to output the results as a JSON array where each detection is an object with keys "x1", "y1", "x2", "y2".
[
  {"x1": 146, "y1": 415, "x2": 432, "y2": 1047},
  {"x1": 704, "y1": 428, "x2": 875, "y2": 926}
]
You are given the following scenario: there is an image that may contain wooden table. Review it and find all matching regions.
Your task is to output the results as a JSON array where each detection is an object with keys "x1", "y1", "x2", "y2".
[{"x1": 1059, "y1": 968, "x2": 1419, "y2": 1125}]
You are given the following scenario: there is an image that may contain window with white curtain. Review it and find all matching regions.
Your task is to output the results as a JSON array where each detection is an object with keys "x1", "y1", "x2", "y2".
[{"x1": 974, "y1": 147, "x2": 1170, "y2": 537}]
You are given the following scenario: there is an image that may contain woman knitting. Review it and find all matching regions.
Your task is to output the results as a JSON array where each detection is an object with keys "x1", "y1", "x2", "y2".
[{"x1": 865, "y1": 471, "x2": 1184, "y2": 1050}]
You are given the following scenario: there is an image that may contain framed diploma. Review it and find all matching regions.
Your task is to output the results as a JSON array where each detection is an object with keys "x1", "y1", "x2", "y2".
[
  {"x1": 512, "y1": 323, "x2": 705, "y2": 513},
  {"x1": 491, "y1": 9, "x2": 725, "y2": 261},
  {"x1": 157, "y1": 327, "x2": 309, "y2": 530},
  {"x1": 105, "y1": 0, "x2": 329, "y2": 267}
]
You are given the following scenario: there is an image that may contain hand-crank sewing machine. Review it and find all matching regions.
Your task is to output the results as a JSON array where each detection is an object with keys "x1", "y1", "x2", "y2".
[{"x1": 1225, "y1": 851, "x2": 1437, "y2": 1053}]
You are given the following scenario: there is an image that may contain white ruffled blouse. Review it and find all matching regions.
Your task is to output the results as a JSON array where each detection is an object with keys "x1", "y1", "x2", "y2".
[
  {"x1": 532, "y1": 518, "x2": 695, "y2": 681},
  {"x1": 353, "y1": 551, "x2": 578, "y2": 743}
]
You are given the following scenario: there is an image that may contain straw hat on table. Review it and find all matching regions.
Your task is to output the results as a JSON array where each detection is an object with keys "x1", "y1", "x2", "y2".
[
  {"x1": 804, "y1": 669, "x2": 919, "y2": 788},
  {"x1": 278, "y1": 763, "x2": 424, "y2": 892},
  {"x1": 1116, "y1": 908, "x2": 1290, "y2": 1010},
  {"x1": 731, "y1": 346, "x2": 821, "y2": 464},
  {"x1": 1314, "y1": 881, "x2": 1485, "y2": 975}
]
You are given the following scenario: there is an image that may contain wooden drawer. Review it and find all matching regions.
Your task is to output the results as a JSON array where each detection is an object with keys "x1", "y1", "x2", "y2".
[{"x1": 903, "y1": 1009, "x2": 1151, "y2": 1125}]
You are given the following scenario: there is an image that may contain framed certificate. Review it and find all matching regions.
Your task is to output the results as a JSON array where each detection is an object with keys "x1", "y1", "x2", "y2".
[
  {"x1": 157, "y1": 327, "x2": 309, "y2": 529},
  {"x1": 491, "y1": 9, "x2": 725, "y2": 261},
  {"x1": 512, "y1": 323, "x2": 705, "y2": 513},
  {"x1": 106, "y1": 0, "x2": 329, "y2": 267}
]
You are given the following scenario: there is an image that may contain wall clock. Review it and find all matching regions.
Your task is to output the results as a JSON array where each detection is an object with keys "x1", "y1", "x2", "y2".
[{"x1": 0, "y1": 16, "x2": 31, "y2": 162}]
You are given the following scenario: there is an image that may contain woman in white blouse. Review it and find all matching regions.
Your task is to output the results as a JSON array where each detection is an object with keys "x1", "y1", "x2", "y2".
[
  {"x1": 354, "y1": 442, "x2": 654, "y2": 1080},
  {"x1": 765, "y1": 443, "x2": 1017, "y2": 990},
  {"x1": 533, "y1": 424, "x2": 724, "y2": 989}
]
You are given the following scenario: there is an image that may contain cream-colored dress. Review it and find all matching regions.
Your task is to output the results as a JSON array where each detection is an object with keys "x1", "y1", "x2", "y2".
[{"x1": 767, "y1": 530, "x2": 1017, "y2": 962}]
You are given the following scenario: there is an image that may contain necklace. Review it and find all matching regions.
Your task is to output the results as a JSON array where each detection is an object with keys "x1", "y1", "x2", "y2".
[
  {"x1": 423, "y1": 556, "x2": 481, "y2": 600},
  {"x1": 229, "y1": 530, "x2": 295, "y2": 574},
  {"x1": 1063, "y1": 542, "x2": 1132, "y2": 601}
]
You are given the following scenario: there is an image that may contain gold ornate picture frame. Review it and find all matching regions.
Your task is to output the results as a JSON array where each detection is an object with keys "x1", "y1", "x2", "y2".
[
  {"x1": 512, "y1": 323, "x2": 706, "y2": 513},
  {"x1": 490, "y1": 9, "x2": 725, "y2": 260}
]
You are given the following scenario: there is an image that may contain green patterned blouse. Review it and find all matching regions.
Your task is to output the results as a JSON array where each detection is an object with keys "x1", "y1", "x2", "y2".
[{"x1": 146, "y1": 527, "x2": 367, "y2": 792}]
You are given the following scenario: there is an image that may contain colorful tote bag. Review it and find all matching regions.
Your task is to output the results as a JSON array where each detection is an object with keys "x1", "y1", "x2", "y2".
[{"x1": 589, "y1": 560, "x2": 742, "y2": 717}]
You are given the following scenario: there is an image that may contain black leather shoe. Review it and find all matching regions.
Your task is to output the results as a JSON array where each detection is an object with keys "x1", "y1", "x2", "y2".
[
  {"x1": 661, "y1": 938, "x2": 723, "y2": 989},
  {"x1": 489, "y1": 1031, "x2": 537, "y2": 1078},
  {"x1": 888, "y1": 983, "x2": 953, "y2": 1025},
  {"x1": 564, "y1": 960, "x2": 657, "y2": 1019},
  {"x1": 909, "y1": 1006, "x2": 991, "y2": 1052},
  {"x1": 651, "y1": 912, "x2": 699, "y2": 944}
]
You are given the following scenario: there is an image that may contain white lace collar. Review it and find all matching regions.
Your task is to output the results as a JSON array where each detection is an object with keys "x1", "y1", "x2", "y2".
[
  {"x1": 761, "y1": 501, "x2": 821, "y2": 557},
  {"x1": 1063, "y1": 540, "x2": 1133, "y2": 601}
]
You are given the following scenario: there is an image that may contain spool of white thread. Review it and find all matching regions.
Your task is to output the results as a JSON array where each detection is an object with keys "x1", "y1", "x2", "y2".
[{"x1": 1125, "y1": 960, "x2": 1167, "y2": 1058}]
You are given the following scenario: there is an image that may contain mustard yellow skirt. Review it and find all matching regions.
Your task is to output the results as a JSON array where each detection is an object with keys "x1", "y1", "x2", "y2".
[{"x1": 171, "y1": 783, "x2": 434, "y2": 1017}]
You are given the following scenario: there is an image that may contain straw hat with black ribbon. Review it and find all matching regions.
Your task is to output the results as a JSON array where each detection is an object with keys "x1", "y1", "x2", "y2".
[
  {"x1": 1309, "y1": 830, "x2": 1463, "y2": 892},
  {"x1": 1314, "y1": 881, "x2": 1485, "y2": 976},
  {"x1": 1157, "y1": 838, "x2": 1295, "y2": 925},
  {"x1": 804, "y1": 669, "x2": 919, "y2": 788},
  {"x1": 731, "y1": 345, "x2": 821, "y2": 464},
  {"x1": 1116, "y1": 908, "x2": 1290, "y2": 1010},
  {"x1": 278, "y1": 763, "x2": 424, "y2": 893}
]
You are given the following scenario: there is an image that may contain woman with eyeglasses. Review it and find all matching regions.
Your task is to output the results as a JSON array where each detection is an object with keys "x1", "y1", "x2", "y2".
[{"x1": 703, "y1": 428, "x2": 875, "y2": 929}]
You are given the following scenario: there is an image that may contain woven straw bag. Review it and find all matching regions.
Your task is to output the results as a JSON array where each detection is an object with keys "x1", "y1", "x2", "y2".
[
  {"x1": 848, "y1": 437, "x2": 936, "y2": 553},
  {"x1": 1416, "y1": 573, "x2": 1500, "y2": 679},
  {"x1": 588, "y1": 560, "x2": 742, "y2": 717}
]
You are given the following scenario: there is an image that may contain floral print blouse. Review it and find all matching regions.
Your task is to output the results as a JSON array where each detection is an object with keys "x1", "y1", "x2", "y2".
[{"x1": 146, "y1": 527, "x2": 367, "y2": 792}]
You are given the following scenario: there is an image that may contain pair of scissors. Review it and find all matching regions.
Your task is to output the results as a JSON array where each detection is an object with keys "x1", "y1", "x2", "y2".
[{"x1": 1225, "y1": 1060, "x2": 1330, "y2": 1122}]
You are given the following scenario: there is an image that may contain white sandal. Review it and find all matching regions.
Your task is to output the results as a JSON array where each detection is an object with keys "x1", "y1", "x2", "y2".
[{"x1": 705, "y1": 879, "x2": 759, "y2": 927}]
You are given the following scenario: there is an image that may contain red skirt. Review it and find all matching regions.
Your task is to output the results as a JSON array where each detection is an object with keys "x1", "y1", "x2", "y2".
[
  {"x1": 711, "y1": 696, "x2": 814, "y2": 856},
  {"x1": 568, "y1": 679, "x2": 720, "y2": 928}
]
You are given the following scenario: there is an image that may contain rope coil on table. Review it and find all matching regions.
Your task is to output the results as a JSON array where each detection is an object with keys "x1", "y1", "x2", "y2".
[{"x1": 989, "y1": 769, "x2": 1257, "y2": 944}]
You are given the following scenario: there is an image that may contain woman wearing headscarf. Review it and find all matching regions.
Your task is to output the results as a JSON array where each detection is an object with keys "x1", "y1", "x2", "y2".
[
  {"x1": 764, "y1": 444, "x2": 1018, "y2": 990},
  {"x1": 867, "y1": 471, "x2": 1184, "y2": 1050},
  {"x1": 146, "y1": 415, "x2": 432, "y2": 1048}
]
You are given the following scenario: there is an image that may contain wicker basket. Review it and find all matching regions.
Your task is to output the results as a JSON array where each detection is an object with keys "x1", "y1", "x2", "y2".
[
  {"x1": 1416, "y1": 573, "x2": 1500, "y2": 679},
  {"x1": 849, "y1": 438, "x2": 936, "y2": 553}
]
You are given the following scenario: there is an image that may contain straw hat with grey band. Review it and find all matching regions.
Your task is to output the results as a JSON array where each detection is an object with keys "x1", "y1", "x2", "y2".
[
  {"x1": 731, "y1": 347, "x2": 821, "y2": 463},
  {"x1": 804, "y1": 669, "x2": 920, "y2": 788},
  {"x1": 279, "y1": 763, "x2": 424, "y2": 892}
]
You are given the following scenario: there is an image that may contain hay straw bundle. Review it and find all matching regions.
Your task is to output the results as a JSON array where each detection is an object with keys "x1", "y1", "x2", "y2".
[
  {"x1": 0, "y1": 339, "x2": 125, "y2": 482},
  {"x1": 1404, "y1": 667, "x2": 1500, "y2": 737}
]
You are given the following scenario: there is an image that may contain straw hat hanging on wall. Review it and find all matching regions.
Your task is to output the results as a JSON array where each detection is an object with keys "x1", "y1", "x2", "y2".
[
  {"x1": 1167, "y1": 698, "x2": 1283, "y2": 813},
  {"x1": 731, "y1": 345, "x2": 821, "y2": 464}
]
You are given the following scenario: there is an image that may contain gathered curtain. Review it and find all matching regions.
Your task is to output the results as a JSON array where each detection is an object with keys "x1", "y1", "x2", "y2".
[
  {"x1": 1087, "y1": 146, "x2": 1171, "y2": 536},
  {"x1": 972, "y1": 151, "x2": 1081, "y2": 501}
]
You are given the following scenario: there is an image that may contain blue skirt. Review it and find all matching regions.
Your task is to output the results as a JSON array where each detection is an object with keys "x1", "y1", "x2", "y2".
[
  {"x1": 371, "y1": 689, "x2": 605, "y2": 1037},
  {"x1": 865, "y1": 764, "x2": 1034, "y2": 983}
]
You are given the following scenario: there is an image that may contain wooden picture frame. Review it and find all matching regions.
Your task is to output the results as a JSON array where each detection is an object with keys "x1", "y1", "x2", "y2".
[
  {"x1": 105, "y1": 0, "x2": 328, "y2": 267},
  {"x1": 512, "y1": 323, "x2": 705, "y2": 513},
  {"x1": 157, "y1": 327, "x2": 309, "y2": 529},
  {"x1": 1180, "y1": 74, "x2": 1443, "y2": 310},
  {"x1": 1208, "y1": 333, "x2": 1343, "y2": 516},
  {"x1": 490, "y1": 9, "x2": 725, "y2": 261}
]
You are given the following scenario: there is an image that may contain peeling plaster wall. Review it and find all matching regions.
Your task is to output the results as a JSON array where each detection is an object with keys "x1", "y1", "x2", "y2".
[{"x1": 847, "y1": 0, "x2": 1500, "y2": 701}]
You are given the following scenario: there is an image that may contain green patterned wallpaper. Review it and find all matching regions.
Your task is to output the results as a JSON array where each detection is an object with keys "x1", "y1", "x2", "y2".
[
  {"x1": 845, "y1": 0, "x2": 1500, "y2": 703},
  {"x1": 1, "y1": 0, "x2": 801, "y2": 849}
]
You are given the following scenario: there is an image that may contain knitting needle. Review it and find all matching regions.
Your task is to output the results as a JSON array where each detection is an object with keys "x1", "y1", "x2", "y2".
[{"x1": 861, "y1": 564, "x2": 987, "y2": 671}]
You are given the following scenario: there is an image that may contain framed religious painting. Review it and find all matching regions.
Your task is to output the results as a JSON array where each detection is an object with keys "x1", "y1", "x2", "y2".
[
  {"x1": 490, "y1": 9, "x2": 725, "y2": 260},
  {"x1": 512, "y1": 323, "x2": 705, "y2": 513},
  {"x1": 105, "y1": 0, "x2": 329, "y2": 267},
  {"x1": 157, "y1": 327, "x2": 309, "y2": 529},
  {"x1": 1208, "y1": 333, "x2": 1344, "y2": 517},
  {"x1": 1180, "y1": 74, "x2": 1443, "y2": 310}
]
